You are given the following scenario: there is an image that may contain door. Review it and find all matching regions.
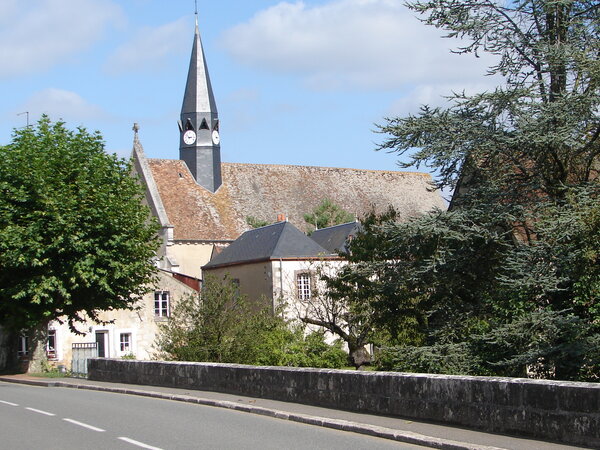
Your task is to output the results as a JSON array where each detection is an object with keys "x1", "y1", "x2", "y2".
[{"x1": 95, "y1": 331, "x2": 108, "y2": 358}]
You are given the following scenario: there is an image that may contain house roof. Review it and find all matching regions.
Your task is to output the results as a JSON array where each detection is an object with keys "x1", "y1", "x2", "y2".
[
  {"x1": 310, "y1": 222, "x2": 360, "y2": 254},
  {"x1": 145, "y1": 159, "x2": 445, "y2": 242},
  {"x1": 203, "y1": 221, "x2": 331, "y2": 269}
]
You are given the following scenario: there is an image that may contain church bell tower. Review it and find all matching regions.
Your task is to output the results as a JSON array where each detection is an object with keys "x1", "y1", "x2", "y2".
[{"x1": 179, "y1": 12, "x2": 221, "y2": 192}]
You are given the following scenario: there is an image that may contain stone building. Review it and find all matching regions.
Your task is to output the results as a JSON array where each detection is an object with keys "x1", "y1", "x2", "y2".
[{"x1": 132, "y1": 17, "x2": 445, "y2": 281}]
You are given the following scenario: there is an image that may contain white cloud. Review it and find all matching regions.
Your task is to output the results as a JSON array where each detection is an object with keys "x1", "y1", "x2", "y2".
[
  {"x1": 0, "y1": 0, "x2": 123, "y2": 79},
  {"x1": 18, "y1": 89, "x2": 109, "y2": 123},
  {"x1": 104, "y1": 17, "x2": 189, "y2": 74},
  {"x1": 387, "y1": 80, "x2": 501, "y2": 117},
  {"x1": 221, "y1": 0, "x2": 497, "y2": 91}
]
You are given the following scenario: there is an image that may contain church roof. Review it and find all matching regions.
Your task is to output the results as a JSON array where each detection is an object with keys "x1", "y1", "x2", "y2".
[
  {"x1": 146, "y1": 158, "x2": 445, "y2": 242},
  {"x1": 203, "y1": 221, "x2": 331, "y2": 269},
  {"x1": 310, "y1": 221, "x2": 360, "y2": 255}
]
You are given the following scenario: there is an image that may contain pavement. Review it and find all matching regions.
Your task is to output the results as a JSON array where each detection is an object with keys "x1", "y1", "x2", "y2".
[{"x1": 0, "y1": 374, "x2": 587, "y2": 450}]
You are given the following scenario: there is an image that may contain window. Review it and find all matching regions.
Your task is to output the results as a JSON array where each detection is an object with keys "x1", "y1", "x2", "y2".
[
  {"x1": 120, "y1": 333, "x2": 131, "y2": 353},
  {"x1": 17, "y1": 335, "x2": 28, "y2": 357},
  {"x1": 154, "y1": 291, "x2": 170, "y2": 317},
  {"x1": 297, "y1": 273, "x2": 311, "y2": 300},
  {"x1": 47, "y1": 329, "x2": 57, "y2": 360}
]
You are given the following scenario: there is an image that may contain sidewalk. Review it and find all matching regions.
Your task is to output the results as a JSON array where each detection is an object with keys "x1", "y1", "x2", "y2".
[{"x1": 0, "y1": 374, "x2": 585, "y2": 450}]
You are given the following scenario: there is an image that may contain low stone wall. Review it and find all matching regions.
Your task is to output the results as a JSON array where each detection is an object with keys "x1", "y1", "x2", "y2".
[{"x1": 88, "y1": 359, "x2": 600, "y2": 447}]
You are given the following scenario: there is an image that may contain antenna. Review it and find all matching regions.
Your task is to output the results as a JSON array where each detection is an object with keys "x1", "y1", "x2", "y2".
[
  {"x1": 195, "y1": 0, "x2": 198, "y2": 15},
  {"x1": 17, "y1": 111, "x2": 30, "y2": 128}
]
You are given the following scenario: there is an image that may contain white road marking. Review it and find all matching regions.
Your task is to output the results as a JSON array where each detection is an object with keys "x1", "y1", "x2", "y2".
[
  {"x1": 26, "y1": 407, "x2": 55, "y2": 416},
  {"x1": 118, "y1": 437, "x2": 164, "y2": 450},
  {"x1": 63, "y1": 418, "x2": 105, "y2": 432},
  {"x1": 0, "y1": 400, "x2": 18, "y2": 406}
]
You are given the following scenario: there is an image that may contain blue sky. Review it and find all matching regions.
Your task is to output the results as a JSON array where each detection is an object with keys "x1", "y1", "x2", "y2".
[{"x1": 0, "y1": 0, "x2": 496, "y2": 183}]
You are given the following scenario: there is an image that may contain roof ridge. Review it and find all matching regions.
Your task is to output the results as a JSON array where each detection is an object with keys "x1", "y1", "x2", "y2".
[
  {"x1": 316, "y1": 221, "x2": 358, "y2": 231},
  {"x1": 222, "y1": 161, "x2": 432, "y2": 177},
  {"x1": 147, "y1": 158, "x2": 433, "y2": 178}
]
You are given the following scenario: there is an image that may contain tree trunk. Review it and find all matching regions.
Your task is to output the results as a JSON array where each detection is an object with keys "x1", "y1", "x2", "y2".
[
  {"x1": 25, "y1": 324, "x2": 49, "y2": 374},
  {"x1": 348, "y1": 342, "x2": 371, "y2": 369},
  {"x1": 0, "y1": 325, "x2": 13, "y2": 372}
]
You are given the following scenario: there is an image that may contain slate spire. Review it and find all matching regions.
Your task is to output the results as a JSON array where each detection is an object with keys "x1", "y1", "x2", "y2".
[{"x1": 179, "y1": 12, "x2": 221, "y2": 192}]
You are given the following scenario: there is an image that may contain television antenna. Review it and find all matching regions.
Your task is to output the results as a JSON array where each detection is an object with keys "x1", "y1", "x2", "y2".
[{"x1": 17, "y1": 111, "x2": 30, "y2": 128}]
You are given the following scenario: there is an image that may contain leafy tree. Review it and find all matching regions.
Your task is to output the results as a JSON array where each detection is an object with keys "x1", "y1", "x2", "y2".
[
  {"x1": 156, "y1": 275, "x2": 347, "y2": 368},
  {"x1": 0, "y1": 117, "x2": 159, "y2": 336},
  {"x1": 366, "y1": 0, "x2": 600, "y2": 380},
  {"x1": 379, "y1": 0, "x2": 600, "y2": 203},
  {"x1": 245, "y1": 216, "x2": 271, "y2": 229},
  {"x1": 304, "y1": 199, "x2": 354, "y2": 232},
  {"x1": 299, "y1": 208, "x2": 410, "y2": 368}
]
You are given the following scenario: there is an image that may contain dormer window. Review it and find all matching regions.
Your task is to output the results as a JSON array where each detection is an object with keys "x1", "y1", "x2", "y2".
[
  {"x1": 185, "y1": 118, "x2": 195, "y2": 131},
  {"x1": 200, "y1": 118, "x2": 209, "y2": 130}
]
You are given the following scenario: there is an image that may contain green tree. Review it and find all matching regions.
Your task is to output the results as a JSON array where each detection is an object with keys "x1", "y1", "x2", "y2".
[
  {"x1": 304, "y1": 199, "x2": 354, "y2": 232},
  {"x1": 0, "y1": 117, "x2": 159, "y2": 347},
  {"x1": 367, "y1": 0, "x2": 600, "y2": 380},
  {"x1": 156, "y1": 275, "x2": 347, "y2": 368},
  {"x1": 379, "y1": 0, "x2": 600, "y2": 202},
  {"x1": 245, "y1": 216, "x2": 270, "y2": 229},
  {"x1": 299, "y1": 208, "x2": 411, "y2": 368}
]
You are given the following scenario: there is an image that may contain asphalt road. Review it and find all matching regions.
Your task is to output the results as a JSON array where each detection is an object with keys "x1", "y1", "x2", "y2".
[{"x1": 0, "y1": 381, "x2": 429, "y2": 449}]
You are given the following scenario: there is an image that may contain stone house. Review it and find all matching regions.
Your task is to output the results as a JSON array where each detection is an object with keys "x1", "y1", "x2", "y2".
[
  {"x1": 17, "y1": 270, "x2": 198, "y2": 371},
  {"x1": 202, "y1": 221, "x2": 341, "y2": 308}
]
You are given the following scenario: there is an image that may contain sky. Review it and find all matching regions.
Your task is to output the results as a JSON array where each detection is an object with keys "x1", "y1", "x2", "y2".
[{"x1": 0, "y1": 0, "x2": 498, "y2": 188}]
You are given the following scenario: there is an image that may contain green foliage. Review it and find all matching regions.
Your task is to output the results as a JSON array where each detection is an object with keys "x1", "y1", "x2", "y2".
[
  {"x1": 156, "y1": 275, "x2": 347, "y2": 368},
  {"x1": 302, "y1": 207, "x2": 408, "y2": 368},
  {"x1": 474, "y1": 309, "x2": 599, "y2": 380},
  {"x1": 245, "y1": 216, "x2": 270, "y2": 229},
  {"x1": 358, "y1": 1, "x2": 600, "y2": 380},
  {"x1": 377, "y1": 309, "x2": 600, "y2": 380},
  {"x1": 304, "y1": 199, "x2": 354, "y2": 232},
  {"x1": 376, "y1": 343, "x2": 481, "y2": 376},
  {"x1": 0, "y1": 117, "x2": 159, "y2": 332},
  {"x1": 378, "y1": 0, "x2": 600, "y2": 199}
]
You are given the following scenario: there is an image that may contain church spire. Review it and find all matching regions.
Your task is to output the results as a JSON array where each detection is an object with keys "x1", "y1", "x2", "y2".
[{"x1": 179, "y1": 10, "x2": 221, "y2": 192}]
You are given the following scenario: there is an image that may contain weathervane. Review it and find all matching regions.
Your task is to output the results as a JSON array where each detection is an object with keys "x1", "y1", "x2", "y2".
[{"x1": 195, "y1": 0, "x2": 198, "y2": 15}]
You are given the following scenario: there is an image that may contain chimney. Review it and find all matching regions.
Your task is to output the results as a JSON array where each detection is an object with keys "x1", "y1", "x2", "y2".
[{"x1": 277, "y1": 214, "x2": 287, "y2": 222}]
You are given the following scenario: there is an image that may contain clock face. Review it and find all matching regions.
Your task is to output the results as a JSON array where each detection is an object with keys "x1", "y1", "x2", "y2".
[
  {"x1": 183, "y1": 130, "x2": 196, "y2": 145},
  {"x1": 212, "y1": 130, "x2": 220, "y2": 145}
]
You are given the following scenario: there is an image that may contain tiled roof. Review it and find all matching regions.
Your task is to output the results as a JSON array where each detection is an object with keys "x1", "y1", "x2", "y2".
[
  {"x1": 203, "y1": 221, "x2": 331, "y2": 269},
  {"x1": 310, "y1": 222, "x2": 360, "y2": 254},
  {"x1": 147, "y1": 159, "x2": 445, "y2": 241}
]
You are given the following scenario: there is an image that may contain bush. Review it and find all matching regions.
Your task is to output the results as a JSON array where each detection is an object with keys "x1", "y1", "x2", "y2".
[
  {"x1": 156, "y1": 275, "x2": 347, "y2": 369},
  {"x1": 376, "y1": 342, "x2": 481, "y2": 375}
]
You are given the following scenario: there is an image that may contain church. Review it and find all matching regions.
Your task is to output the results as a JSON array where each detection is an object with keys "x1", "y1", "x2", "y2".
[
  {"x1": 22, "y1": 14, "x2": 444, "y2": 371},
  {"x1": 133, "y1": 14, "x2": 445, "y2": 281}
]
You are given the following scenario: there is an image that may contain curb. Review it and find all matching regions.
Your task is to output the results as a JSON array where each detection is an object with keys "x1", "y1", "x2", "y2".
[{"x1": 0, "y1": 376, "x2": 505, "y2": 450}]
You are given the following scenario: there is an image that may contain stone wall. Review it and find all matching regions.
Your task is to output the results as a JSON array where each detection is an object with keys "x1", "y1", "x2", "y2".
[{"x1": 88, "y1": 359, "x2": 600, "y2": 447}]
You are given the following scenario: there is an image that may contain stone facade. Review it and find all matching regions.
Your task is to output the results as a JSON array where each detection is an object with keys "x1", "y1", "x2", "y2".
[{"x1": 32, "y1": 270, "x2": 197, "y2": 370}]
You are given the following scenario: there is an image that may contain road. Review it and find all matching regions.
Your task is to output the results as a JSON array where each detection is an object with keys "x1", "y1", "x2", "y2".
[{"x1": 0, "y1": 381, "x2": 428, "y2": 449}]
